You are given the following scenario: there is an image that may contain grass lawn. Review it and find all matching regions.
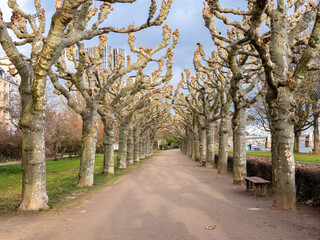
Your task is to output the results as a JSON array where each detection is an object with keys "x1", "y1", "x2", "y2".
[
  {"x1": 215, "y1": 147, "x2": 320, "y2": 164},
  {"x1": 218, "y1": 148, "x2": 320, "y2": 164},
  {"x1": 0, "y1": 151, "x2": 162, "y2": 215},
  {"x1": 244, "y1": 151, "x2": 320, "y2": 164}
]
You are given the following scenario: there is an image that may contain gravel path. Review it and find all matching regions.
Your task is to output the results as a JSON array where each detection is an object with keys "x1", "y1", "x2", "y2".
[{"x1": 1, "y1": 149, "x2": 320, "y2": 240}]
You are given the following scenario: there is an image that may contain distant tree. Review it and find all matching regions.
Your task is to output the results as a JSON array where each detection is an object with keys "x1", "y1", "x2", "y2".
[{"x1": 161, "y1": 135, "x2": 179, "y2": 145}]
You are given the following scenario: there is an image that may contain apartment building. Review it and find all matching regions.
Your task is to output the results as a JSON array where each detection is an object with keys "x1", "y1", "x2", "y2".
[
  {"x1": 77, "y1": 45, "x2": 126, "y2": 71},
  {"x1": 0, "y1": 57, "x2": 20, "y2": 131}
]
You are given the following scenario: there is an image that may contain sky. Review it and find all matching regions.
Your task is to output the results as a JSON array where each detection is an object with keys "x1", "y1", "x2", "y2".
[{"x1": 0, "y1": 0, "x2": 248, "y2": 87}]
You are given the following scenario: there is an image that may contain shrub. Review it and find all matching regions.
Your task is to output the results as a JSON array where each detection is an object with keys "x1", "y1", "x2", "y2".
[{"x1": 0, "y1": 127, "x2": 22, "y2": 159}]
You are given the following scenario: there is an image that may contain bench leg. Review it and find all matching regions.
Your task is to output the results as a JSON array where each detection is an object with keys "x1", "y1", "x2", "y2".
[
  {"x1": 254, "y1": 184, "x2": 267, "y2": 196},
  {"x1": 246, "y1": 180, "x2": 249, "y2": 190},
  {"x1": 263, "y1": 184, "x2": 267, "y2": 196}
]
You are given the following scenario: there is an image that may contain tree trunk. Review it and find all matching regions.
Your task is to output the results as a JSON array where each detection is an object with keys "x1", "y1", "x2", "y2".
[
  {"x1": 77, "y1": 105, "x2": 98, "y2": 187},
  {"x1": 218, "y1": 115, "x2": 232, "y2": 174},
  {"x1": 140, "y1": 136, "x2": 146, "y2": 159},
  {"x1": 199, "y1": 116, "x2": 206, "y2": 164},
  {"x1": 265, "y1": 8, "x2": 296, "y2": 210},
  {"x1": 267, "y1": 90, "x2": 296, "y2": 210},
  {"x1": 205, "y1": 119, "x2": 215, "y2": 168},
  {"x1": 133, "y1": 127, "x2": 140, "y2": 162},
  {"x1": 232, "y1": 106, "x2": 247, "y2": 184},
  {"x1": 181, "y1": 139, "x2": 185, "y2": 154},
  {"x1": 127, "y1": 128, "x2": 134, "y2": 165},
  {"x1": 117, "y1": 119, "x2": 129, "y2": 169},
  {"x1": 314, "y1": 119, "x2": 319, "y2": 154},
  {"x1": 144, "y1": 136, "x2": 149, "y2": 157},
  {"x1": 150, "y1": 136, "x2": 155, "y2": 155},
  {"x1": 193, "y1": 117, "x2": 200, "y2": 161},
  {"x1": 19, "y1": 110, "x2": 48, "y2": 210},
  {"x1": 102, "y1": 113, "x2": 115, "y2": 174},
  {"x1": 294, "y1": 132, "x2": 301, "y2": 153},
  {"x1": 313, "y1": 105, "x2": 319, "y2": 154},
  {"x1": 187, "y1": 129, "x2": 193, "y2": 157}
]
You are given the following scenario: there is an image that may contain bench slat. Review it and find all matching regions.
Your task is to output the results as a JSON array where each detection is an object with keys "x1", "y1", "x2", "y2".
[{"x1": 245, "y1": 176, "x2": 270, "y2": 184}]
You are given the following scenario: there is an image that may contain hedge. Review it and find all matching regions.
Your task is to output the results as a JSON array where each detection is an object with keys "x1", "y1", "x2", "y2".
[{"x1": 214, "y1": 154, "x2": 320, "y2": 205}]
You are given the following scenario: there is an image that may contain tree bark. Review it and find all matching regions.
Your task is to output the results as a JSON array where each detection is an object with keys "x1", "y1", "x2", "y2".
[
  {"x1": 150, "y1": 135, "x2": 155, "y2": 155},
  {"x1": 133, "y1": 127, "x2": 140, "y2": 162},
  {"x1": 294, "y1": 131, "x2": 301, "y2": 153},
  {"x1": 192, "y1": 115, "x2": 200, "y2": 161},
  {"x1": 266, "y1": 8, "x2": 296, "y2": 210},
  {"x1": 102, "y1": 113, "x2": 115, "y2": 174},
  {"x1": 77, "y1": 105, "x2": 98, "y2": 187},
  {"x1": 117, "y1": 119, "x2": 129, "y2": 169},
  {"x1": 218, "y1": 115, "x2": 232, "y2": 174},
  {"x1": 205, "y1": 119, "x2": 215, "y2": 168},
  {"x1": 127, "y1": 128, "x2": 134, "y2": 165},
  {"x1": 19, "y1": 109, "x2": 48, "y2": 210},
  {"x1": 199, "y1": 116, "x2": 206, "y2": 164},
  {"x1": 145, "y1": 138, "x2": 149, "y2": 157},
  {"x1": 267, "y1": 90, "x2": 296, "y2": 210},
  {"x1": 187, "y1": 129, "x2": 193, "y2": 157},
  {"x1": 313, "y1": 104, "x2": 319, "y2": 154},
  {"x1": 232, "y1": 106, "x2": 247, "y2": 184},
  {"x1": 140, "y1": 136, "x2": 146, "y2": 159}
]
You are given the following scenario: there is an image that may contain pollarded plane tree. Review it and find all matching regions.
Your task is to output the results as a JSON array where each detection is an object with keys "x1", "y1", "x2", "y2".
[
  {"x1": 292, "y1": 71, "x2": 320, "y2": 153},
  {"x1": 132, "y1": 103, "x2": 156, "y2": 160},
  {"x1": 114, "y1": 45, "x2": 178, "y2": 169},
  {"x1": 171, "y1": 81, "x2": 199, "y2": 161},
  {"x1": 51, "y1": 24, "x2": 177, "y2": 179},
  {"x1": 138, "y1": 101, "x2": 173, "y2": 157},
  {"x1": 149, "y1": 106, "x2": 175, "y2": 152},
  {"x1": 131, "y1": 98, "x2": 171, "y2": 161},
  {"x1": 180, "y1": 68, "x2": 222, "y2": 168},
  {"x1": 172, "y1": 82, "x2": 206, "y2": 162},
  {"x1": 202, "y1": 2, "x2": 267, "y2": 184},
  {"x1": 161, "y1": 114, "x2": 186, "y2": 150},
  {"x1": 99, "y1": 27, "x2": 178, "y2": 172},
  {"x1": 309, "y1": 72, "x2": 320, "y2": 154},
  {"x1": 116, "y1": 89, "x2": 153, "y2": 168},
  {"x1": 193, "y1": 43, "x2": 233, "y2": 174},
  {"x1": 100, "y1": 71, "x2": 154, "y2": 173},
  {"x1": 115, "y1": 87, "x2": 164, "y2": 168},
  {"x1": 50, "y1": 40, "x2": 106, "y2": 187},
  {"x1": 0, "y1": 0, "x2": 173, "y2": 210},
  {"x1": 0, "y1": 0, "x2": 89, "y2": 210},
  {"x1": 249, "y1": 72, "x2": 320, "y2": 154},
  {"x1": 171, "y1": 93, "x2": 194, "y2": 157},
  {"x1": 206, "y1": 0, "x2": 320, "y2": 209}
]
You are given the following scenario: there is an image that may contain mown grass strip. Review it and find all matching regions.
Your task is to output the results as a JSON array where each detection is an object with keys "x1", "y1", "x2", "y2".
[
  {"x1": 214, "y1": 147, "x2": 320, "y2": 164},
  {"x1": 0, "y1": 151, "x2": 162, "y2": 216}
]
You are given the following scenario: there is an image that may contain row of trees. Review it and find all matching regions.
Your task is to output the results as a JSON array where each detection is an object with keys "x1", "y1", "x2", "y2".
[
  {"x1": 171, "y1": 0, "x2": 320, "y2": 210},
  {"x1": 0, "y1": 0, "x2": 178, "y2": 210}
]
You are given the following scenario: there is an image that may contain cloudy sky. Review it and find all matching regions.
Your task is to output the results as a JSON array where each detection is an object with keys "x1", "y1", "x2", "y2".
[{"x1": 0, "y1": 0, "x2": 247, "y2": 86}]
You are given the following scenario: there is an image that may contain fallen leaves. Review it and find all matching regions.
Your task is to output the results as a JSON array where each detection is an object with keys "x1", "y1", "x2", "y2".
[{"x1": 205, "y1": 225, "x2": 216, "y2": 230}]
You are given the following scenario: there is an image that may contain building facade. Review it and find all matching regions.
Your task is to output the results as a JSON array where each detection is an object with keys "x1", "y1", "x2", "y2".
[
  {"x1": 0, "y1": 57, "x2": 20, "y2": 131},
  {"x1": 77, "y1": 45, "x2": 126, "y2": 71}
]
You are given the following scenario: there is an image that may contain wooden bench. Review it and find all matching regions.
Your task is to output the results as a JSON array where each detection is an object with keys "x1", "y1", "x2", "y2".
[{"x1": 244, "y1": 176, "x2": 270, "y2": 196}]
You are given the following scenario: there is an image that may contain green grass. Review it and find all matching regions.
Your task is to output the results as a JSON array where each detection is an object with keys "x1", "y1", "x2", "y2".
[
  {"x1": 214, "y1": 147, "x2": 320, "y2": 164},
  {"x1": 0, "y1": 151, "x2": 162, "y2": 215},
  {"x1": 246, "y1": 151, "x2": 320, "y2": 164}
]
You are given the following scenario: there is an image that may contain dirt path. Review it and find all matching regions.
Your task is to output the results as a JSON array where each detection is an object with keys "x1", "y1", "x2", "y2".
[{"x1": 1, "y1": 150, "x2": 320, "y2": 240}]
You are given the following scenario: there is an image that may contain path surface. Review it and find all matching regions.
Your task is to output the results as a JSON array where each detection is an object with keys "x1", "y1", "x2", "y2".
[{"x1": 1, "y1": 150, "x2": 320, "y2": 240}]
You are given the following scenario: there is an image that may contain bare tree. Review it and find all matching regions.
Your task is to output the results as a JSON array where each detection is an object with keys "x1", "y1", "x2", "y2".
[
  {"x1": 0, "y1": 0, "x2": 173, "y2": 210},
  {"x1": 205, "y1": 0, "x2": 320, "y2": 209}
]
